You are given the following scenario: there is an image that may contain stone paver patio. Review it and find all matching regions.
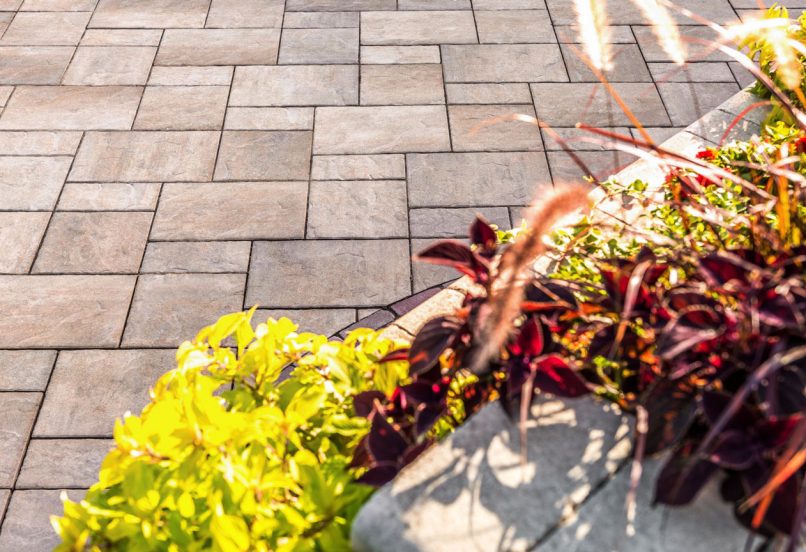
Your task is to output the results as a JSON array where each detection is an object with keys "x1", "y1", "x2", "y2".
[{"x1": 0, "y1": 0, "x2": 766, "y2": 548}]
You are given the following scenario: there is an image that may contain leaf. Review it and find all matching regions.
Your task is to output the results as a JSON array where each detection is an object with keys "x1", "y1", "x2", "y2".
[
  {"x1": 414, "y1": 241, "x2": 489, "y2": 282},
  {"x1": 211, "y1": 515, "x2": 250, "y2": 552},
  {"x1": 408, "y1": 316, "x2": 463, "y2": 377},
  {"x1": 367, "y1": 408, "x2": 408, "y2": 464},
  {"x1": 469, "y1": 216, "x2": 498, "y2": 256},
  {"x1": 654, "y1": 452, "x2": 717, "y2": 506},
  {"x1": 533, "y1": 355, "x2": 589, "y2": 398}
]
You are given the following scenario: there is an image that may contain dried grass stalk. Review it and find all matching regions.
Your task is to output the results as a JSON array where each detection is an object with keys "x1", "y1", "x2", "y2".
[
  {"x1": 632, "y1": 0, "x2": 687, "y2": 65},
  {"x1": 573, "y1": 0, "x2": 614, "y2": 71}
]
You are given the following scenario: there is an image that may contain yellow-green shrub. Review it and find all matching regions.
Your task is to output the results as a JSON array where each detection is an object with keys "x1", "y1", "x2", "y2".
[{"x1": 52, "y1": 310, "x2": 408, "y2": 552}]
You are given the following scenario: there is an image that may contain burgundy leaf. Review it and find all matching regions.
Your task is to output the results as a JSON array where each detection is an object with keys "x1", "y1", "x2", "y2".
[
  {"x1": 510, "y1": 317, "x2": 544, "y2": 358},
  {"x1": 357, "y1": 463, "x2": 399, "y2": 487},
  {"x1": 654, "y1": 452, "x2": 717, "y2": 506},
  {"x1": 367, "y1": 408, "x2": 409, "y2": 463},
  {"x1": 353, "y1": 390, "x2": 385, "y2": 418},
  {"x1": 469, "y1": 216, "x2": 498, "y2": 257},
  {"x1": 533, "y1": 355, "x2": 589, "y2": 398},
  {"x1": 401, "y1": 440, "x2": 432, "y2": 465},
  {"x1": 408, "y1": 316, "x2": 463, "y2": 378},
  {"x1": 708, "y1": 430, "x2": 757, "y2": 470},
  {"x1": 414, "y1": 241, "x2": 489, "y2": 282},
  {"x1": 415, "y1": 403, "x2": 444, "y2": 436}
]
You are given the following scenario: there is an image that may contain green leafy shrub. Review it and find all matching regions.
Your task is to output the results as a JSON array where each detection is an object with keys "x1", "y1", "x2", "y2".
[{"x1": 52, "y1": 311, "x2": 408, "y2": 552}]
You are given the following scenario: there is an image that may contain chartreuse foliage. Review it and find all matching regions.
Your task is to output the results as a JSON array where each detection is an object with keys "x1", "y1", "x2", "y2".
[{"x1": 52, "y1": 310, "x2": 408, "y2": 552}]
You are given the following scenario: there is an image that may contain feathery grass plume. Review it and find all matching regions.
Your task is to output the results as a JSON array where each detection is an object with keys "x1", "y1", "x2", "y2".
[
  {"x1": 631, "y1": 0, "x2": 686, "y2": 65},
  {"x1": 573, "y1": 0, "x2": 613, "y2": 71},
  {"x1": 467, "y1": 186, "x2": 591, "y2": 375}
]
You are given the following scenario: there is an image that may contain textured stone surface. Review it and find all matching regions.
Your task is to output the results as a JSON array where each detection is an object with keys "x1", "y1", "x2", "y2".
[
  {"x1": 307, "y1": 180, "x2": 409, "y2": 238},
  {"x1": 0, "y1": 131, "x2": 82, "y2": 155},
  {"x1": 448, "y1": 104, "x2": 543, "y2": 151},
  {"x1": 224, "y1": 107, "x2": 314, "y2": 130},
  {"x1": 0, "y1": 350, "x2": 56, "y2": 391},
  {"x1": 361, "y1": 11, "x2": 477, "y2": 45},
  {"x1": 230, "y1": 65, "x2": 358, "y2": 106},
  {"x1": 311, "y1": 154, "x2": 405, "y2": 180},
  {"x1": 445, "y1": 83, "x2": 532, "y2": 104},
  {"x1": 155, "y1": 29, "x2": 280, "y2": 66},
  {"x1": 361, "y1": 45, "x2": 440, "y2": 64},
  {"x1": 410, "y1": 207, "x2": 511, "y2": 237},
  {"x1": 17, "y1": 439, "x2": 113, "y2": 488},
  {"x1": 134, "y1": 86, "x2": 229, "y2": 130},
  {"x1": 0, "y1": 12, "x2": 89, "y2": 46},
  {"x1": 214, "y1": 131, "x2": 312, "y2": 181},
  {"x1": 57, "y1": 183, "x2": 161, "y2": 211},
  {"x1": 141, "y1": 241, "x2": 252, "y2": 274},
  {"x1": 62, "y1": 46, "x2": 156, "y2": 85},
  {"x1": 0, "y1": 156, "x2": 72, "y2": 210},
  {"x1": 0, "y1": 393, "x2": 40, "y2": 486},
  {"x1": 0, "y1": 490, "x2": 71, "y2": 551},
  {"x1": 91, "y1": 0, "x2": 210, "y2": 28},
  {"x1": 442, "y1": 44, "x2": 566, "y2": 82},
  {"x1": 279, "y1": 28, "x2": 359, "y2": 64},
  {"x1": 0, "y1": 212, "x2": 50, "y2": 273},
  {"x1": 475, "y1": 9, "x2": 555, "y2": 43},
  {"x1": 361, "y1": 64, "x2": 444, "y2": 105},
  {"x1": 256, "y1": 308, "x2": 357, "y2": 336},
  {"x1": 0, "y1": 46, "x2": 74, "y2": 85}
]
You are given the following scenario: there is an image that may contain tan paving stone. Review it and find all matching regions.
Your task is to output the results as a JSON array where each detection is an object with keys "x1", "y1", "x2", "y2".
[
  {"x1": 0, "y1": 0, "x2": 21, "y2": 8},
  {"x1": 134, "y1": 86, "x2": 229, "y2": 130},
  {"x1": 546, "y1": 0, "x2": 737, "y2": 25},
  {"x1": 283, "y1": 11, "x2": 359, "y2": 28},
  {"x1": 0, "y1": 12, "x2": 12, "y2": 35},
  {"x1": 561, "y1": 43, "x2": 651, "y2": 82},
  {"x1": 360, "y1": 45, "x2": 441, "y2": 64},
  {"x1": 0, "y1": 156, "x2": 72, "y2": 210},
  {"x1": 0, "y1": 392, "x2": 39, "y2": 486},
  {"x1": 206, "y1": 0, "x2": 284, "y2": 28},
  {"x1": 0, "y1": 490, "x2": 78, "y2": 551},
  {"x1": 361, "y1": 64, "x2": 443, "y2": 105},
  {"x1": 224, "y1": 107, "x2": 314, "y2": 130},
  {"x1": 152, "y1": 181, "x2": 307, "y2": 240},
  {"x1": 57, "y1": 182, "x2": 161, "y2": 211},
  {"x1": 657, "y1": 82, "x2": 741, "y2": 126},
  {"x1": 90, "y1": 0, "x2": 209, "y2": 28},
  {"x1": 632, "y1": 25, "x2": 730, "y2": 62},
  {"x1": 0, "y1": 350, "x2": 56, "y2": 391},
  {"x1": 0, "y1": 86, "x2": 12, "y2": 106},
  {"x1": 34, "y1": 349, "x2": 174, "y2": 435},
  {"x1": 407, "y1": 151, "x2": 550, "y2": 206},
  {"x1": 230, "y1": 65, "x2": 357, "y2": 106},
  {"x1": 33, "y1": 212, "x2": 152, "y2": 274},
  {"x1": 122, "y1": 274, "x2": 246, "y2": 347},
  {"x1": 547, "y1": 150, "x2": 637, "y2": 182},
  {"x1": 442, "y1": 44, "x2": 567, "y2": 82},
  {"x1": 156, "y1": 29, "x2": 280, "y2": 66},
  {"x1": 361, "y1": 11, "x2": 477, "y2": 45},
  {"x1": 148, "y1": 66, "x2": 233, "y2": 86},
  {"x1": 80, "y1": 29, "x2": 163, "y2": 46},
  {"x1": 256, "y1": 308, "x2": 356, "y2": 336},
  {"x1": 17, "y1": 439, "x2": 112, "y2": 488},
  {"x1": 62, "y1": 46, "x2": 156, "y2": 85},
  {"x1": 279, "y1": 28, "x2": 358, "y2": 64},
  {"x1": 410, "y1": 207, "x2": 511, "y2": 238},
  {"x1": 0, "y1": 212, "x2": 49, "y2": 273},
  {"x1": 540, "y1": 126, "x2": 631, "y2": 151},
  {"x1": 307, "y1": 180, "x2": 408, "y2": 238},
  {"x1": 475, "y1": 9, "x2": 555, "y2": 43},
  {"x1": 0, "y1": 12, "x2": 90, "y2": 46},
  {"x1": 0, "y1": 85, "x2": 142, "y2": 130},
  {"x1": 69, "y1": 131, "x2": 220, "y2": 182},
  {"x1": 214, "y1": 131, "x2": 312, "y2": 181},
  {"x1": 314, "y1": 105, "x2": 450, "y2": 154},
  {"x1": 472, "y1": 0, "x2": 544, "y2": 7},
  {"x1": 141, "y1": 241, "x2": 252, "y2": 274},
  {"x1": 448, "y1": 104, "x2": 543, "y2": 152},
  {"x1": 399, "y1": 0, "x2": 469, "y2": 7},
  {"x1": 247, "y1": 240, "x2": 411, "y2": 307},
  {"x1": 311, "y1": 154, "x2": 405, "y2": 180},
  {"x1": 648, "y1": 62, "x2": 736, "y2": 83},
  {"x1": 20, "y1": 0, "x2": 99, "y2": 7},
  {"x1": 286, "y1": 0, "x2": 395, "y2": 10},
  {"x1": 554, "y1": 24, "x2": 635, "y2": 43},
  {"x1": 0, "y1": 131, "x2": 81, "y2": 155},
  {"x1": 0, "y1": 46, "x2": 75, "y2": 85},
  {"x1": 530, "y1": 83, "x2": 671, "y2": 126},
  {"x1": 445, "y1": 83, "x2": 532, "y2": 104}
]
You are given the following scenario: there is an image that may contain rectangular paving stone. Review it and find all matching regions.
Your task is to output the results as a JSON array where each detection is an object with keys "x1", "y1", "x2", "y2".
[
  {"x1": 152, "y1": 181, "x2": 307, "y2": 240},
  {"x1": 283, "y1": 11, "x2": 359, "y2": 28},
  {"x1": 69, "y1": 131, "x2": 220, "y2": 182},
  {"x1": 448, "y1": 104, "x2": 543, "y2": 151},
  {"x1": 35, "y1": 349, "x2": 174, "y2": 436},
  {"x1": 81, "y1": 29, "x2": 163, "y2": 46},
  {"x1": 360, "y1": 11, "x2": 477, "y2": 45},
  {"x1": 148, "y1": 66, "x2": 233, "y2": 86},
  {"x1": 230, "y1": 65, "x2": 358, "y2": 106},
  {"x1": 247, "y1": 240, "x2": 411, "y2": 307},
  {"x1": 0, "y1": 12, "x2": 12, "y2": 35},
  {"x1": 62, "y1": 46, "x2": 156, "y2": 85},
  {"x1": 286, "y1": 0, "x2": 395, "y2": 10},
  {"x1": 361, "y1": 64, "x2": 444, "y2": 105},
  {"x1": 658, "y1": 82, "x2": 740, "y2": 126},
  {"x1": 407, "y1": 151, "x2": 550, "y2": 206},
  {"x1": 21, "y1": 0, "x2": 98, "y2": 8},
  {"x1": 0, "y1": 86, "x2": 12, "y2": 106},
  {"x1": 445, "y1": 83, "x2": 532, "y2": 104},
  {"x1": 547, "y1": 149, "x2": 637, "y2": 182},
  {"x1": 224, "y1": 107, "x2": 314, "y2": 130},
  {"x1": 141, "y1": 241, "x2": 252, "y2": 274},
  {"x1": 314, "y1": 106, "x2": 450, "y2": 154},
  {"x1": 279, "y1": 28, "x2": 358, "y2": 64},
  {"x1": 156, "y1": 29, "x2": 280, "y2": 66},
  {"x1": 122, "y1": 274, "x2": 246, "y2": 348},
  {"x1": 0, "y1": 12, "x2": 90, "y2": 46},
  {"x1": 648, "y1": 62, "x2": 736, "y2": 83},
  {"x1": 360, "y1": 45, "x2": 440, "y2": 64},
  {"x1": 0, "y1": 489, "x2": 76, "y2": 552},
  {"x1": 90, "y1": 0, "x2": 209, "y2": 28},
  {"x1": 472, "y1": 0, "x2": 545, "y2": 7},
  {"x1": 256, "y1": 308, "x2": 356, "y2": 336},
  {"x1": 0, "y1": 392, "x2": 39, "y2": 486},
  {"x1": 0, "y1": 350, "x2": 56, "y2": 391},
  {"x1": 0, "y1": 131, "x2": 81, "y2": 155},
  {"x1": 562, "y1": 43, "x2": 651, "y2": 82},
  {"x1": 399, "y1": 0, "x2": 470, "y2": 7},
  {"x1": 57, "y1": 182, "x2": 161, "y2": 210},
  {"x1": 0, "y1": 47, "x2": 75, "y2": 85},
  {"x1": 410, "y1": 207, "x2": 511, "y2": 238},
  {"x1": 530, "y1": 83, "x2": 671, "y2": 126},
  {"x1": 554, "y1": 24, "x2": 635, "y2": 43},
  {"x1": 442, "y1": 44, "x2": 567, "y2": 82},
  {"x1": 541, "y1": 126, "x2": 631, "y2": 151},
  {"x1": 475, "y1": 9, "x2": 555, "y2": 43},
  {"x1": 33, "y1": 212, "x2": 152, "y2": 274},
  {"x1": 632, "y1": 25, "x2": 730, "y2": 62},
  {"x1": 411, "y1": 237, "x2": 461, "y2": 291},
  {"x1": 307, "y1": 180, "x2": 408, "y2": 238},
  {"x1": 206, "y1": 0, "x2": 284, "y2": 28},
  {"x1": 214, "y1": 131, "x2": 312, "y2": 181},
  {"x1": 311, "y1": 154, "x2": 405, "y2": 180},
  {"x1": 17, "y1": 439, "x2": 112, "y2": 489},
  {"x1": 0, "y1": 212, "x2": 49, "y2": 273},
  {"x1": 134, "y1": 86, "x2": 229, "y2": 130},
  {"x1": 546, "y1": 0, "x2": 737, "y2": 25},
  {"x1": 0, "y1": 86, "x2": 142, "y2": 130},
  {"x1": 0, "y1": 156, "x2": 72, "y2": 210}
]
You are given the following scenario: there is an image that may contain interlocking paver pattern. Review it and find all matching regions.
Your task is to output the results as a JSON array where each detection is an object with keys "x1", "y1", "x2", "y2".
[{"x1": 0, "y1": 0, "x2": 759, "y2": 545}]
